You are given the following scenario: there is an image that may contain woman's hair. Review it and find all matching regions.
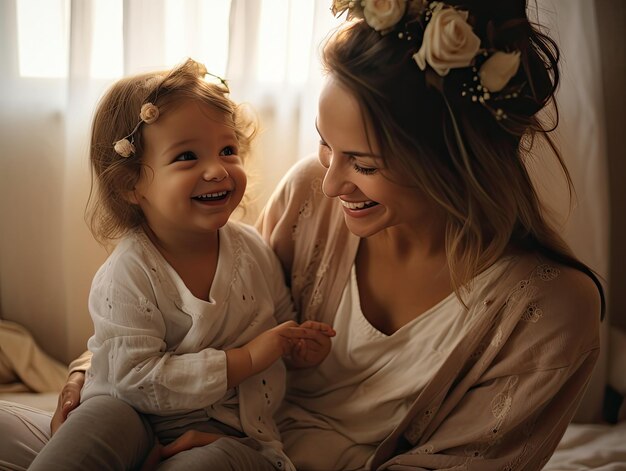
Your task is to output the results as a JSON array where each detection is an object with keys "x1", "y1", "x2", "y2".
[
  {"x1": 323, "y1": 0, "x2": 604, "y2": 314},
  {"x1": 85, "y1": 59, "x2": 256, "y2": 246}
]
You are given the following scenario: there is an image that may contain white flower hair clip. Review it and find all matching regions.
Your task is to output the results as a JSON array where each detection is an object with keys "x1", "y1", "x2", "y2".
[
  {"x1": 331, "y1": 0, "x2": 522, "y2": 120},
  {"x1": 112, "y1": 103, "x2": 160, "y2": 158},
  {"x1": 112, "y1": 59, "x2": 218, "y2": 158}
]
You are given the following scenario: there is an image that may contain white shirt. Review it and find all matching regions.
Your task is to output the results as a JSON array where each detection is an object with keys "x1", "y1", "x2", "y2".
[
  {"x1": 82, "y1": 222, "x2": 295, "y2": 468},
  {"x1": 279, "y1": 261, "x2": 509, "y2": 469}
]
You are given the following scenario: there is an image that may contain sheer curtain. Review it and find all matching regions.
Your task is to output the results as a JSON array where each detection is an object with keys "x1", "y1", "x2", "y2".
[
  {"x1": 532, "y1": 0, "x2": 610, "y2": 422},
  {"x1": 0, "y1": 0, "x2": 612, "y2": 420}
]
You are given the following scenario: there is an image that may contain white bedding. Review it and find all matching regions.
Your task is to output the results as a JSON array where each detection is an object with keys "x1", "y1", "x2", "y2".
[{"x1": 544, "y1": 422, "x2": 626, "y2": 470}]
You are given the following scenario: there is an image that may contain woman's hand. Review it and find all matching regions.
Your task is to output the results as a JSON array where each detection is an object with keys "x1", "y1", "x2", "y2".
[
  {"x1": 50, "y1": 371, "x2": 85, "y2": 435},
  {"x1": 138, "y1": 431, "x2": 224, "y2": 470},
  {"x1": 287, "y1": 320, "x2": 336, "y2": 369},
  {"x1": 161, "y1": 430, "x2": 224, "y2": 459}
]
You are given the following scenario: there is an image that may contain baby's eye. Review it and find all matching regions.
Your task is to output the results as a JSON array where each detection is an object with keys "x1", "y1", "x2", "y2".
[
  {"x1": 219, "y1": 146, "x2": 238, "y2": 156},
  {"x1": 175, "y1": 151, "x2": 197, "y2": 162}
]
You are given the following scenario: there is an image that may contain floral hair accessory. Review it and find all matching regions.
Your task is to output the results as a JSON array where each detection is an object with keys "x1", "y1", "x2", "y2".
[
  {"x1": 112, "y1": 61, "x2": 228, "y2": 158},
  {"x1": 139, "y1": 103, "x2": 159, "y2": 124},
  {"x1": 412, "y1": 3, "x2": 481, "y2": 76},
  {"x1": 113, "y1": 138, "x2": 135, "y2": 158},
  {"x1": 331, "y1": 0, "x2": 522, "y2": 119},
  {"x1": 363, "y1": 0, "x2": 406, "y2": 31},
  {"x1": 112, "y1": 102, "x2": 160, "y2": 158},
  {"x1": 478, "y1": 51, "x2": 521, "y2": 93}
]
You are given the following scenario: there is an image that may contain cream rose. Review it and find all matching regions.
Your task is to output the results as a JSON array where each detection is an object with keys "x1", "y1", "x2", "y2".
[
  {"x1": 191, "y1": 61, "x2": 208, "y2": 78},
  {"x1": 332, "y1": 0, "x2": 353, "y2": 15},
  {"x1": 479, "y1": 51, "x2": 521, "y2": 92},
  {"x1": 363, "y1": 0, "x2": 406, "y2": 31},
  {"x1": 113, "y1": 139, "x2": 135, "y2": 158},
  {"x1": 413, "y1": 5, "x2": 481, "y2": 76},
  {"x1": 139, "y1": 103, "x2": 159, "y2": 124}
]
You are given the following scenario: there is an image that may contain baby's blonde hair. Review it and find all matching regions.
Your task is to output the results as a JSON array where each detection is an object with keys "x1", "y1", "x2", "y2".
[{"x1": 86, "y1": 59, "x2": 256, "y2": 245}]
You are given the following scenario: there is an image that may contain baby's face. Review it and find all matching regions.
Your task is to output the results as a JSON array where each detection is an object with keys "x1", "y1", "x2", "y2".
[{"x1": 131, "y1": 98, "x2": 246, "y2": 239}]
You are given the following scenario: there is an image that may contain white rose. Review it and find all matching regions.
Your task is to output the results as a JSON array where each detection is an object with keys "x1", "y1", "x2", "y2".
[
  {"x1": 113, "y1": 139, "x2": 135, "y2": 158},
  {"x1": 191, "y1": 61, "x2": 208, "y2": 78},
  {"x1": 413, "y1": 5, "x2": 481, "y2": 76},
  {"x1": 363, "y1": 0, "x2": 406, "y2": 31},
  {"x1": 479, "y1": 51, "x2": 521, "y2": 92},
  {"x1": 139, "y1": 103, "x2": 159, "y2": 124},
  {"x1": 332, "y1": 0, "x2": 353, "y2": 15}
]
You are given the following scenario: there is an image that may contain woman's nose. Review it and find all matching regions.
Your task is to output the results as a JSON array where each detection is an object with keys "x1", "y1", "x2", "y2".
[{"x1": 321, "y1": 155, "x2": 354, "y2": 198}]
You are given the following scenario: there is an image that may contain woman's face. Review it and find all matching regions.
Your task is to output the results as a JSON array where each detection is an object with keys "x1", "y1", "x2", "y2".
[{"x1": 317, "y1": 77, "x2": 439, "y2": 239}]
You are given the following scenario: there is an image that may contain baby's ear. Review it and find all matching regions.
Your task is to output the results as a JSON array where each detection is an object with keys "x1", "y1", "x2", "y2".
[{"x1": 124, "y1": 189, "x2": 141, "y2": 205}]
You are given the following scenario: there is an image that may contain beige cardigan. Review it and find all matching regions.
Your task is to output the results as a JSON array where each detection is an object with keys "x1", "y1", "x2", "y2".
[
  {"x1": 256, "y1": 156, "x2": 601, "y2": 470},
  {"x1": 72, "y1": 156, "x2": 601, "y2": 470}
]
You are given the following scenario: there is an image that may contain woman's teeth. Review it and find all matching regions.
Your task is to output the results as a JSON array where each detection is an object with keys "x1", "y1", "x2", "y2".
[
  {"x1": 341, "y1": 200, "x2": 377, "y2": 210},
  {"x1": 194, "y1": 191, "x2": 228, "y2": 201}
]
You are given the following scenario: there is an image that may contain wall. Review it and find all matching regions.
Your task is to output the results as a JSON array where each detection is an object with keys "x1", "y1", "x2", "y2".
[{"x1": 596, "y1": 0, "x2": 626, "y2": 331}]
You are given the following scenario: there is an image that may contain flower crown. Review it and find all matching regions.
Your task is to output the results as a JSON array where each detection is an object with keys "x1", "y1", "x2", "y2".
[
  {"x1": 113, "y1": 62, "x2": 229, "y2": 158},
  {"x1": 331, "y1": 0, "x2": 523, "y2": 120}
]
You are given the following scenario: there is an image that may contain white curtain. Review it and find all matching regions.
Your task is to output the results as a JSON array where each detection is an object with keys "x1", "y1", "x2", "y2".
[
  {"x1": 0, "y1": 0, "x2": 611, "y2": 420},
  {"x1": 532, "y1": 0, "x2": 610, "y2": 422}
]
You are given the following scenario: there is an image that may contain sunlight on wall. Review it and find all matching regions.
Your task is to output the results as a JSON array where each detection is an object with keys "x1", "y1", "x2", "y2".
[
  {"x1": 257, "y1": 0, "x2": 314, "y2": 83},
  {"x1": 90, "y1": 0, "x2": 123, "y2": 78},
  {"x1": 16, "y1": 0, "x2": 316, "y2": 82},
  {"x1": 17, "y1": 0, "x2": 69, "y2": 78},
  {"x1": 165, "y1": 0, "x2": 231, "y2": 76},
  {"x1": 17, "y1": 0, "x2": 232, "y2": 79}
]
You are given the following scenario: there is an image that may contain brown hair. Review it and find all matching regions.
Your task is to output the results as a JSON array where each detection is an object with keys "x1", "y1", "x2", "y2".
[
  {"x1": 322, "y1": 0, "x2": 604, "y2": 314},
  {"x1": 86, "y1": 58, "x2": 256, "y2": 245}
]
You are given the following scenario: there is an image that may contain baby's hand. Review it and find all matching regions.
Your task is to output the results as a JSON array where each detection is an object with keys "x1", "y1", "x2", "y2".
[{"x1": 287, "y1": 320, "x2": 336, "y2": 369}]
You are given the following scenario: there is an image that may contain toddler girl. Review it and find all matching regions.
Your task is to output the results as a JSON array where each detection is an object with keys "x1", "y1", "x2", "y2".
[{"x1": 29, "y1": 58, "x2": 334, "y2": 471}]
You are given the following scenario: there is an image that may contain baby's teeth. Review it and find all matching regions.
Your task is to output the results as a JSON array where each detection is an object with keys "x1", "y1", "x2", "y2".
[{"x1": 198, "y1": 191, "x2": 227, "y2": 199}]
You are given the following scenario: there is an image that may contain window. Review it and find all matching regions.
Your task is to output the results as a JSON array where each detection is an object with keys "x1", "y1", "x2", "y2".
[
  {"x1": 257, "y1": 0, "x2": 314, "y2": 83},
  {"x1": 17, "y1": 0, "x2": 70, "y2": 78},
  {"x1": 16, "y1": 0, "x2": 231, "y2": 79}
]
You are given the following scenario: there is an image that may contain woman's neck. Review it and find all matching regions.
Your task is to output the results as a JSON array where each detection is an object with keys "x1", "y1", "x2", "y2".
[{"x1": 366, "y1": 219, "x2": 447, "y2": 262}]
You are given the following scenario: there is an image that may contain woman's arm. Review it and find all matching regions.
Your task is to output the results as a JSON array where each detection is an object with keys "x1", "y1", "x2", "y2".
[
  {"x1": 49, "y1": 371, "x2": 84, "y2": 435},
  {"x1": 50, "y1": 352, "x2": 90, "y2": 435}
]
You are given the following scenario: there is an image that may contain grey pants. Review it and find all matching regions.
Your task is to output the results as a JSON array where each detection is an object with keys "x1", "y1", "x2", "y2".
[{"x1": 19, "y1": 396, "x2": 276, "y2": 471}]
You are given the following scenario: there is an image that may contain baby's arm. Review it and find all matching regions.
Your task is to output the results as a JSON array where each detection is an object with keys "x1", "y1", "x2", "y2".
[{"x1": 225, "y1": 320, "x2": 334, "y2": 386}]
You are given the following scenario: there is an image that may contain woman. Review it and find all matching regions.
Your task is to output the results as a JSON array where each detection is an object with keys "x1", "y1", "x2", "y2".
[{"x1": 0, "y1": 0, "x2": 603, "y2": 469}]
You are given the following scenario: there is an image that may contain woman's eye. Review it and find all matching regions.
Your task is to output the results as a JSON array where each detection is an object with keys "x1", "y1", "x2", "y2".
[
  {"x1": 219, "y1": 146, "x2": 237, "y2": 156},
  {"x1": 175, "y1": 151, "x2": 197, "y2": 162},
  {"x1": 353, "y1": 163, "x2": 377, "y2": 175},
  {"x1": 350, "y1": 156, "x2": 377, "y2": 175}
]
